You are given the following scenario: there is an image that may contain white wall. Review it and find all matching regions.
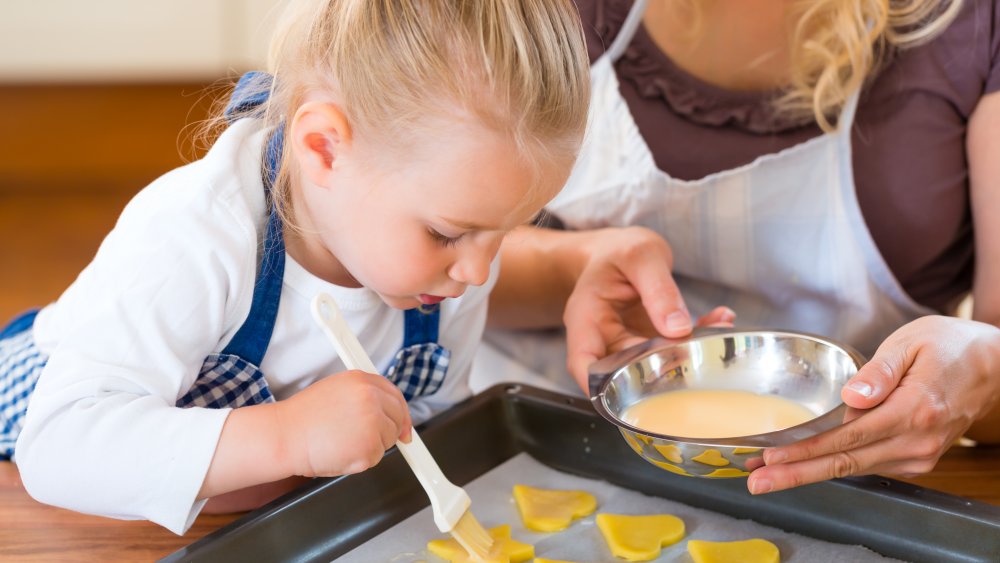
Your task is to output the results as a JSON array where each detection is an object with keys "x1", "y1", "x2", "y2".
[{"x1": 0, "y1": 0, "x2": 281, "y2": 82}]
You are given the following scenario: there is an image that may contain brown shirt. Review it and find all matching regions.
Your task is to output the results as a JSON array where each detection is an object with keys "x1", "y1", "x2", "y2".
[{"x1": 573, "y1": 0, "x2": 1000, "y2": 313}]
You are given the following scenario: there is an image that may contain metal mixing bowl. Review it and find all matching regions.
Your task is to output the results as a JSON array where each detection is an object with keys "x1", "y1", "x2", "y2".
[{"x1": 588, "y1": 328, "x2": 865, "y2": 478}]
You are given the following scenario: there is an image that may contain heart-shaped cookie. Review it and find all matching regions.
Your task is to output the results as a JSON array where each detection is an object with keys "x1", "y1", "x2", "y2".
[
  {"x1": 596, "y1": 513, "x2": 686, "y2": 561},
  {"x1": 688, "y1": 538, "x2": 780, "y2": 563},
  {"x1": 513, "y1": 485, "x2": 597, "y2": 532}
]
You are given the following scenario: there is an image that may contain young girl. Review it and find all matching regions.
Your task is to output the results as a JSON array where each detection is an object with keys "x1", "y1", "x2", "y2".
[{"x1": 0, "y1": 0, "x2": 589, "y2": 534}]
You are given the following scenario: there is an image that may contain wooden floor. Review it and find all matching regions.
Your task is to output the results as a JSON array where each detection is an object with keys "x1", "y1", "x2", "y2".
[{"x1": 0, "y1": 82, "x2": 221, "y2": 321}]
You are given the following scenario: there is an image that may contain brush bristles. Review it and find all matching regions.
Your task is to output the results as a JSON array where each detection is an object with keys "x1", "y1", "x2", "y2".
[{"x1": 450, "y1": 510, "x2": 494, "y2": 561}]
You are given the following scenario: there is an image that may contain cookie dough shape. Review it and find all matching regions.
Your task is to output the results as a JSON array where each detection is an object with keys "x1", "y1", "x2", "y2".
[
  {"x1": 427, "y1": 524, "x2": 534, "y2": 563},
  {"x1": 595, "y1": 513, "x2": 686, "y2": 561},
  {"x1": 513, "y1": 485, "x2": 597, "y2": 532},
  {"x1": 649, "y1": 459, "x2": 690, "y2": 476},
  {"x1": 692, "y1": 449, "x2": 730, "y2": 466},
  {"x1": 687, "y1": 539, "x2": 780, "y2": 563},
  {"x1": 653, "y1": 444, "x2": 683, "y2": 464},
  {"x1": 705, "y1": 468, "x2": 750, "y2": 478}
]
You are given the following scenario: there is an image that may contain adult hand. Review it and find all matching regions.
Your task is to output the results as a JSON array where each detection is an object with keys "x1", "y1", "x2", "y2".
[
  {"x1": 277, "y1": 370, "x2": 412, "y2": 478},
  {"x1": 563, "y1": 226, "x2": 734, "y2": 389},
  {"x1": 747, "y1": 316, "x2": 1000, "y2": 495}
]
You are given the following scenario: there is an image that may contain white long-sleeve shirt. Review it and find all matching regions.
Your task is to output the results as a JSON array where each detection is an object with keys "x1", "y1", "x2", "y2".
[{"x1": 15, "y1": 120, "x2": 498, "y2": 534}]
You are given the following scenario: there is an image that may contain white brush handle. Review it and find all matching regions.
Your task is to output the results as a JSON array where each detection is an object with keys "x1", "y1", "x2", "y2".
[{"x1": 311, "y1": 293, "x2": 470, "y2": 532}]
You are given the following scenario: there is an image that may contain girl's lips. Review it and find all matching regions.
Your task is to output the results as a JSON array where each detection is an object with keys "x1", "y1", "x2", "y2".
[{"x1": 418, "y1": 294, "x2": 446, "y2": 305}]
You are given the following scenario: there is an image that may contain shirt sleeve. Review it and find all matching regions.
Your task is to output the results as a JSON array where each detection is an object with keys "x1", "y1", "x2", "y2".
[
  {"x1": 16, "y1": 155, "x2": 259, "y2": 534},
  {"x1": 986, "y1": 0, "x2": 1000, "y2": 94}
]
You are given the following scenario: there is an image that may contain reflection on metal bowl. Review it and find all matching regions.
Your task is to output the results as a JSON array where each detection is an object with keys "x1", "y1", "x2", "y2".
[{"x1": 588, "y1": 328, "x2": 865, "y2": 478}]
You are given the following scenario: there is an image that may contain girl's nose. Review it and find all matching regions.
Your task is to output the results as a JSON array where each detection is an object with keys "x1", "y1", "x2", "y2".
[
  {"x1": 448, "y1": 238, "x2": 498, "y2": 287},
  {"x1": 448, "y1": 254, "x2": 491, "y2": 287}
]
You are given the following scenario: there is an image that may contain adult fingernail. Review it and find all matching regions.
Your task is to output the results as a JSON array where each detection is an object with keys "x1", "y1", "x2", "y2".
[
  {"x1": 846, "y1": 381, "x2": 873, "y2": 398},
  {"x1": 666, "y1": 311, "x2": 692, "y2": 332},
  {"x1": 750, "y1": 478, "x2": 773, "y2": 495},
  {"x1": 722, "y1": 307, "x2": 736, "y2": 320}
]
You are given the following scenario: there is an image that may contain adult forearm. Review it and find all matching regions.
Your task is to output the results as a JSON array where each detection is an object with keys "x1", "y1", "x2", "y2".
[
  {"x1": 489, "y1": 226, "x2": 591, "y2": 329},
  {"x1": 198, "y1": 402, "x2": 295, "y2": 499}
]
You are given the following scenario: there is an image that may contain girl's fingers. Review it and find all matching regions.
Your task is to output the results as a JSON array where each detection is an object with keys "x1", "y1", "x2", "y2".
[{"x1": 366, "y1": 373, "x2": 412, "y2": 442}]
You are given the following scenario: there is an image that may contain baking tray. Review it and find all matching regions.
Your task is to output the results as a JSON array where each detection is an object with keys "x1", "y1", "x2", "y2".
[{"x1": 161, "y1": 384, "x2": 1000, "y2": 563}]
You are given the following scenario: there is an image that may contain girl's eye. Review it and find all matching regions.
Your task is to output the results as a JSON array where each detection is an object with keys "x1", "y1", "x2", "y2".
[{"x1": 428, "y1": 228, "x2": 462, "y2": 247}]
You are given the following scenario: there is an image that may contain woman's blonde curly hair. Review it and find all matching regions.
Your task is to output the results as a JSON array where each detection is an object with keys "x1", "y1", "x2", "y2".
[{"x1": 783, "y1": 0, "x2": 964, "y2": 130}]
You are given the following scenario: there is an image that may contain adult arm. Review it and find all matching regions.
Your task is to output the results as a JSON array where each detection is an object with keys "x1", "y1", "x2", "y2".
[
  {"x1": 746, "y1": 92, "x2": 1000, "y2": 495},
  {"x1": 490, "y1": 225, "x2": 734, "y2": 387}
]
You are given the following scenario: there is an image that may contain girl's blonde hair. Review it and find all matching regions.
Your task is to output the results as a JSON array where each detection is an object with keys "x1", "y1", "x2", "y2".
[
  {"x1": 229, "y1": 0, "x2": 589, "y2": 226},
  {"x1": 782, "y1": 0, "x2": 963, "y2": 130}
]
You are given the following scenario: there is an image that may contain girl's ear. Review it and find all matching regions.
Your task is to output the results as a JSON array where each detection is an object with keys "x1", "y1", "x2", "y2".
[{"x1": 289, "y1": 101, "x2": 353, "y2": 188}]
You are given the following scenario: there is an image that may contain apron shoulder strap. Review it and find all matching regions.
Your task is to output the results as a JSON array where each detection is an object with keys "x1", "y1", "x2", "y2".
[
  {"x1": 402, "y1": 305, "x2": 441, "y2": 347},
  {"x1": 218, "y1": 72, "x2": 287, "y2": 367},
  {"x1": 224, "y1": 71, "x2": 273, "y2": 124},
  {"x1": 607, "y1": 0, "x2": 648, "y2": 63}
]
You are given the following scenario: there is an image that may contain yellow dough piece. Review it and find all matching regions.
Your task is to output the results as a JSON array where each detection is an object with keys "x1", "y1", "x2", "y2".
[
  {"x1": 733, "y1": 447, "x2": 760, "y2": 455},
  {"x1": 623, "y1": 432, "x2": 645, "y2": 454},
  {"x1": 427, "y1": 525, "x2": 534, "y2": 563},
  {"x1": 692, "y1": 449, "x2": 730, "y2": 467},
  {"x1": 513, "y1": 485, "x2": 597, "y2": 532},
  {"x1": 653, "y1": 444, "x2": 683, "y2": 464},
  {"x1": 595, "y1": 513, "x2": 686, "y2": 561},
  {"x1": 705, "y1": 468, "x2": 750, "y2": 478},
  {"x1": 649, "y1": 459, "x2": 691, "y2": 476},
  {"x1": 687, "y1": 539, "x2": 780, "y2": 563}
]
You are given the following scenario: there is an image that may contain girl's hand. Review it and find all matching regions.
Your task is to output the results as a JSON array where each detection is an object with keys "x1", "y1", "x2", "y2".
[
  {"x1": 276, "y1": 370, "x2": 412, "y2": 478},
  {"x1": 747, "y1": 316, "x2": 1000, "y2": 495},
  {"x1": 563, "y1": 226, "x2": 734, "y2": 389}
]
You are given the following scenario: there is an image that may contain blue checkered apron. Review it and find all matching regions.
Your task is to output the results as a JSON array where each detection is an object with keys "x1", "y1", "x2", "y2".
[
  {"x1": 0, "y1": 310, "x2": 46, "y2": 458},
  {"x1": 386, "y1": 305, "x2": 451, "y2": 401},
  {"x1": 0, "y1": 72, "x2": 450, "y2": 458}
]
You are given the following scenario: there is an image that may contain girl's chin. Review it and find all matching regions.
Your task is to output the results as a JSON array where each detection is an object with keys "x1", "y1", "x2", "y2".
[{"x1": 378, "y1": 295, "x2": 424, "y2": 310}]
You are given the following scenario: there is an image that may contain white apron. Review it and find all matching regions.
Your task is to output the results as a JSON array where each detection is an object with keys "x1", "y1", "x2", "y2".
[{"x1": 470, "y1": 0, "x2": 933, "y2": 396}]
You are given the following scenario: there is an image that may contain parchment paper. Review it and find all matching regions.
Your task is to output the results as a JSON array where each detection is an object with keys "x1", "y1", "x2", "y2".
[{"x1": 336, "y1": 453, "x2": 905, "y2": 562}]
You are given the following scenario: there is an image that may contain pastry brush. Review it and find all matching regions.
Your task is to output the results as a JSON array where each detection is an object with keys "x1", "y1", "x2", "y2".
[{"x1": 311, "y1": 292, "x2": 494, "y2": 561}]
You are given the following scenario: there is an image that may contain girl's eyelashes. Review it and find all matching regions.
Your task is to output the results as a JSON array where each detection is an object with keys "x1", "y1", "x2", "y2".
[{"x1": 428, "y1": 227, "x2": 462, "y2": 247}]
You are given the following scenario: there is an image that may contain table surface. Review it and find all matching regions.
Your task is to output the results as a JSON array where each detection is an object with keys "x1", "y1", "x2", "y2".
[{"x1": 1, "y1": 445, "x2": 997, "y2": 562}]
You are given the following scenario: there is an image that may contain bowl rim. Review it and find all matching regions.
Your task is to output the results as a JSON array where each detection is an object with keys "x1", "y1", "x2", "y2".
[{"x1": 587, "y1": 327, "x2": 866, "y2": 446}]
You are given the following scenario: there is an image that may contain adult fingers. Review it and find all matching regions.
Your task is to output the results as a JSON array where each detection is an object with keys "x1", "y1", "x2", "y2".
[
  {"x1": 612, "y1": 232, "x2": 693, "y2": 338},
  {"x1": 749, "y1": 426, "x2": 947, "y2": 494},
  {"x1": 748, "y1": 435, "x2": 901, "y2": 494},
  {"x1": 695, "y1": 306, "x2": 736, "y2": 328},
  {"x1": 565, "y1": 302, "x2": 628, "y2": 390},
  {"x1": 762, "y1": 390, "x2": 919, "y2": 466}
]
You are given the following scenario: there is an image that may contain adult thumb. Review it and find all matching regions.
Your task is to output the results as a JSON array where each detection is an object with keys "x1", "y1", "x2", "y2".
[{"x1": 841, "y1": 337, "x2": 912, "y2": 410}]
